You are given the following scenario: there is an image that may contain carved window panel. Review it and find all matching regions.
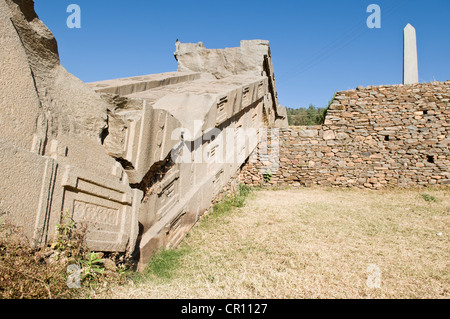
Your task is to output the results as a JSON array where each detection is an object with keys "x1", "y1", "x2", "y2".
[
  {"x1": 165, "y1": 210, "x2": 187, "y2": 249},
  {"x1": 207, "y1": 139, "x2": 221, "y2": 162},
  {"x1": 207, "y1": 142, "x2": 222, "y2": 175},
  {"x1": 165, "y1": 181, "x2": 176, "y2": 198},
  {"x1": 252, "y1": 108, "x2": 259, "y2": 123},
  {"x1": 213, "y1": 169, "x2": 224, "y2": 196},
  {"x1": 257, "y1": 80, "x2": 265, "y2": 98},
  {"x1": 170, "y1": 212, "x2": 183, "y2": 235},
  {"x1": 234, "y1": 122, "x2": 246, "y2": 160},
  {"x1": 155, "y1": 169, "x2": 180, "y2": 221},
  {"x1": 242, "y1": 87, "x2": 251, "y2": 107},
  {"x1": 216, "y1": 96, "x2": 228, "y2": 126},
  {"x1": 210, "y1": 144, "x2": 218, "y2": 159}
]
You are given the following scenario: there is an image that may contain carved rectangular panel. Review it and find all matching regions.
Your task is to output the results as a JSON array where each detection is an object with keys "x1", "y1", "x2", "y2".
[
  {"x1": 165, "y1": 209, "x2": 187, "y2": 249},
  {"x1": 155, "y1": 169, "x2": 180, "y2": 222},
  {"x1": 242, "y1": 87, "x2": 251, "y2": 107},
  {"x1": 61, "y1": 165, "x2": 140, "y2": 252},
  {"x1": 257, "y1": 80, "x2": 265, "y2": 99},
  {"x1": 70, "y1": 197, "x2": 125, "y2": 243},
  {"x1": 216, "y1": 96, "x2": 228, "y2": 126},
  {"x1": 213, "y1": 169, "x2": 224, "y2": 196},
  {"x1": 0, "y1": 142, "x2": 60, "y2": 248},
  {"x1": 207, "y1": 139, "x2": 223, "y2": 175}
]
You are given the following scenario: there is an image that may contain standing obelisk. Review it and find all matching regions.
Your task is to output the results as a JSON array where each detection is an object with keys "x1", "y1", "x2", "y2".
[{"x1": 403, "y1": 23, "x2": 419, "y2": 85}]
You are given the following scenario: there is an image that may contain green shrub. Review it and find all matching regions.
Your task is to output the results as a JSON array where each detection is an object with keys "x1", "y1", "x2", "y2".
[
  {"x1": 420, "y1": 194, "x2": 439, "y2": 203},
  {"x1": 263, "y1": 170, "x2": 273, "y2": 183}
]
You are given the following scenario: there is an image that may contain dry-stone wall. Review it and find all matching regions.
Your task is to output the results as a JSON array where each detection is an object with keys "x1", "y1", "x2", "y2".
[
  {"x1": 241, "y1": 82, "x2": 450, "y2": 189},
  {"x1": 2, "y1": 0, "x2": 448, "y2": 274}
]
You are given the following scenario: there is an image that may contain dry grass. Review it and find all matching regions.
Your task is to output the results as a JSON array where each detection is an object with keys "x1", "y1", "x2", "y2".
[
  {"x1": 0, "y1": 214, "x2": 133, "y2": 299},
  {"x1": 99, "y1": 187, "x2": 449, "y2": 299}
]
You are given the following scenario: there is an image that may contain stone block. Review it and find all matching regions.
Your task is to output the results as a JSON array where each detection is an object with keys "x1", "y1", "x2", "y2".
[
  {"x1": 0, "y1": 0, "x2": 42, "y2": 151},
  {"x1": 101, "y1": 100, "x2": 182, "y2": 184},
  {"x1": 298, "y1": 129, "x2": 318, "y2": 138},
  {"x1": 0, "y1": 139, "x2": 142, "y2": 254},
  {"x1": 323, "y1": 130, "x2": 336, "y2": 140},
  {"x1": 0, "y1": 141, "x2": 59, "y2": 247},
  {"x1": 60, "y1": 165, "x2": 142, "y2": 253}
]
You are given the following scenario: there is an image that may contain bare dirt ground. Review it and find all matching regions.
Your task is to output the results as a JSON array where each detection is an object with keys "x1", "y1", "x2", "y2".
[{"x1": 99, "y1": 187, "x2": 449, "y2": 299}]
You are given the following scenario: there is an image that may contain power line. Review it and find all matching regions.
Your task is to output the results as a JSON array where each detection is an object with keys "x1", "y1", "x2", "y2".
[{"x1": 276, "y1": 0, "x2": 409, "y2": 84}]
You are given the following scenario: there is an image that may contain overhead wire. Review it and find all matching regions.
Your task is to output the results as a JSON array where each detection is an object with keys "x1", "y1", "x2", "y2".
[{"x1": 276, "y1": 0, "x2": 409, "y2": 84}]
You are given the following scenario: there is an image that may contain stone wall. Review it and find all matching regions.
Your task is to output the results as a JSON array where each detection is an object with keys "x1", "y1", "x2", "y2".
[
  {"x1": 2, "y1": 0, "x2": 448, "y2": 274},
  {"x1": 241, "y1": 82, "x2": 450, "y2": 189}
]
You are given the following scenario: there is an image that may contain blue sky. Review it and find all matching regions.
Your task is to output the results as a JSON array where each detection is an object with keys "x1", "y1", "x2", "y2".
[{"x1": 35, "y1": 0, "x2": 450, "y2": 109}]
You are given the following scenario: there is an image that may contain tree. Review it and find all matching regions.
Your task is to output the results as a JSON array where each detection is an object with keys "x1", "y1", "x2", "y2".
[{"x1": 286, "y1": 105, "x2": 327, "y2": 126}]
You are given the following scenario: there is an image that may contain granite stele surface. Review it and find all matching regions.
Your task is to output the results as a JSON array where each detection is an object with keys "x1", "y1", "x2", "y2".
[{"x1": 0, "y1": 0, "x2": 288, "y2": 270}]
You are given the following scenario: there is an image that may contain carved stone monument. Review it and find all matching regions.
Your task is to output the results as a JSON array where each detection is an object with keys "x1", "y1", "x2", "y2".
[
  {"x1": 0, "y1": 0, "x2": 142, "y2": 254},
  {"x1": 89, "y1": 41, "x2": 288, "y2": 270},
  {"x1": 0, "y1": 0, "x2": 288, "y2": 271},
  {"x1": 403, "y1": 23, "x2": 419, "y2": 85}
]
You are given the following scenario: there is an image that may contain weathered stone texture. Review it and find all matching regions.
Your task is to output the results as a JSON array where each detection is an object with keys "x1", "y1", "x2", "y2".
[
  {"x1": 0, "y1": 0, "x2": 289, "y2": 272},
  {"x1": 89, "y1": 66, "x2": 277, "y2": 271},
  {"x1": 0, "y1": 0, "x2": 143, "y2": 254},
  {"x1": 175, "y1": 40, "x2": 288, "y2": 128},
  {"x1": 404, "y1": 24, "x2": 419, "y2": 85},
  {"x1": 241, "y1": 82, "x2": 450, "y2": 189}
]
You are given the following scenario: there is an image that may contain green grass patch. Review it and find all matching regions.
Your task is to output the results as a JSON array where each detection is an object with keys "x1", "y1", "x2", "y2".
[
  {"x1": 135, "y1": 185, "x2": 255, "y2": 282},
  {"x1": 141, "y1": 247, "x2": 192, "y2": 280},
  {"x1": 421, "y1": 193, "x2": 439, "y2": 203},
  {"x1": 201, "y1": 185, "x2": 253, "y2": 226}
]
